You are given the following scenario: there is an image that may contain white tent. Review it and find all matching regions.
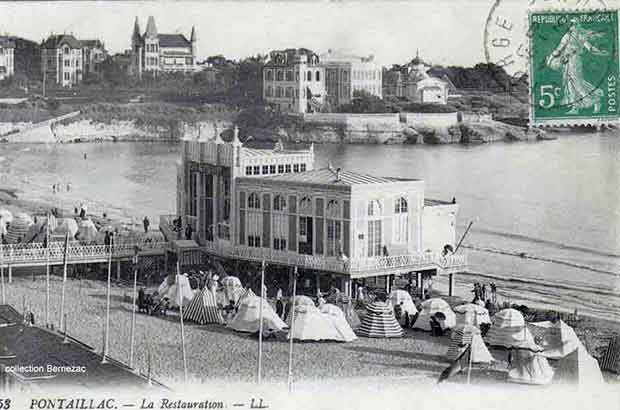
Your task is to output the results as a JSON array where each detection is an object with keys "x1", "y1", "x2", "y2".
[
  {"x1": 412, "y1": 298, "x2": 456, "y2": 331},
  {"x1": 454, "y1": 303, "x2": 491, "y2": 327},
  {"x1": 530, "y1": 320, "x2": 585, "y2": 360},
  {"x1": 54, "y1": 218, "x2": 79, "y2": 238},
  {"x1": 288, "y1": 304, "x2": 344, "y2": 342},
  {"x1": 158, "y1": 274, "x2": 195, "y2": 308},
  {"x1": 320, "y1": 303, "x2": 357, "y2": 342},
  {"x1": 222, "y1": 276, "x2": 244, "y2": 304},
  {"x1": 388, "y1": 289, "x2": 418, "y2": 316},
  {"x1": 228, "y1": 289, "x2": 287, "y2": 334},
  {"x1": 295, "y1": 295, "x2": 316, "y2": 307},
  {"x1": 447, "y1": 324, "x2": 493, "y2": 363},
  {"x1": 507, "y1": 349, "x2": 554, "y2": 385},
  {"x1": 77, "y1": 219, "x2": 98, "y2": 244},
  {"x1": 485, "y1": 308, "x2": 538, "y2": 349},
  {"x1": 554, "y1": 346, "x2": 605, "y2": 386}
]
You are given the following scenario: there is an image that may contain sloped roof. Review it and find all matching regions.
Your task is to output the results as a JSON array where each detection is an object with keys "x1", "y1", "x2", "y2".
[
  {"x1": 0, "y1": 37, "x2": 16, "y2": 48},
  {"x1": 42, "y1": 34, "x2": 82, "y2": 49},
  {"x1": 144, "y1": 15, "x2": 158, "y2": 37},
  {"x1": 256, "y1": 167, "x2": 415, "y2": 186},
  {"x1": 80, "y1": 39, "x2": 103, "y2": 49},
  {"x1": 158, "y1": 34, "x2": 191, "y2": 48}
]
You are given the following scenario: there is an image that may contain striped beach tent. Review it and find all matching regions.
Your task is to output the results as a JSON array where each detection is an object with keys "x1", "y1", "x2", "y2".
[
  {"x1": 600, "y1": 336, "x2": 620, "y2": 374},
  {"x1": 4, "y1": 212, "x2": 33, "y2": 244},
  {"x1": 185, "y1": 288, "x2": 224, "y2": 325},
  {"x1": 357, "y1": 301, "x2": 403, "y2": 338},
  {"x1": 446, "y1": 324, "x2": 493, "y2": 363},
  {"x1": 485, "y1": 308, "x2": 538, "y2": 349}
]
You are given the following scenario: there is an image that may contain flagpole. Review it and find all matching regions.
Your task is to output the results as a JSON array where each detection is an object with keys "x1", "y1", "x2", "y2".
[
  {"x1": 45, "y1": 214, "x2": 50, "y2": 327},
  {"x1": 129, "y1": 248, "x2": 139, "y2": 369},
  {"x1": 0, "y1": 263, "x2": 5, "y2": 305},
  {"x1": 287, "y1": 266, "x2": 297, "y2": 393},
  {"x1": 257, "y1": 260, "x2": 265, "y2": 385},
  {"x1": 177, "y1": 261, "x2": 188, "y2": 384},
  {"x1": 466, "y1": 343, "x2": 473, "y2": 384},
  {"x1": 59, "y1": 232, "x2": 69, "y2": 331},
  {"x1": 102, "y1": 233, "x2": 113, "y2": 363}
]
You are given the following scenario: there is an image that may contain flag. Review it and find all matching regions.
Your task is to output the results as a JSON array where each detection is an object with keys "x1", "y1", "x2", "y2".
[{"x1": 438, "y1": 344, "x2": 470, "y2": 384}]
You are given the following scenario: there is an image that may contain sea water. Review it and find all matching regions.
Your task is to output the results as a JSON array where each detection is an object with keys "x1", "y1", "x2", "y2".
[{"x1": 0, "y1": 133, "x2": 618, "y2": 321}]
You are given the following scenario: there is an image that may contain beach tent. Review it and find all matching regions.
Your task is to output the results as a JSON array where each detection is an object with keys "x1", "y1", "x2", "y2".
[
  {"x1": 24, "y1": 215, "x2": 57, "y2": 243},
  {"x1": 357, "y1": 301, "x2": 403, "y2": 338},
  {"x1": 320, "y1": 303, "x2": 357, "y2": 342},
  {"x1": 507, "y1": 349, "x2": 554, "y2": 385},
  {"x1": 412, "y1": 298, "x2": 456, "y2": 331},
  {"x1": 600, "y1": 336, "x2": 620, "y2": 374},
  {"x1": 289, "y1": 303, "x2": 345, "y2": 342},
  {"x1": 554, "y1": 346, "x2": 605, "y2": 386},
  {"x1": 485, "y1": 308, "x2": 538, "y2": 349},
  {"x1": 0, "y1": 209, "x2": 13, "y2": 224},
  {"x1": 53, "y1": 218, "x2": 79, "y2": 238},
  {"x1": 184, "y1": 287, "x2": 224, "y2": 325},
  {"x1": 4, "y1": 212, "x2": 33, "y2": 244},
  {"x1": 388, "y1": 289, "x2": 418, "y2": 316},
  {"x1": 77, "y1": 219, "x2": 98, "y2": 244},
  {"x1": 529, "y1": 320, "x2": 584, "y2": 360},
  {"x1": 228, "y1": 289, "x2": 287, "y2": 334},
  {"x1": 295, "y1": 295, "x2": 316, "y2": 307},
  {"x1": 222, "y1": 276, "x2": 244, "y2": 304},
  {"x1": 158, "y1": 274, "x2": 195, "y2": 308},
  {"x1": 446, "y1": 324, "x2": 493, "y2": 363},
  {"x1": 454, "y1": 303, "x2": 491, "y2": 327}
]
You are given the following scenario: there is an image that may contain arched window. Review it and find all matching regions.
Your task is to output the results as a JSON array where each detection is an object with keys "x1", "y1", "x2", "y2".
[
  {"x1": 315, "y1": 70, "x2": 320, "y2": 81},
  {"x1": 265, "y1": 86, "x2": 273, "y2": 97},
  {"x1": 273, "y1": 195, "x2": 287, "y2": 211},
  {"x1": 299, "y1": 197, "x2": 312, "y2": 215},
  {"x1": 393, "y1": 197, "x2": 408, "y2": 244},
  {"x1": 395, "y1": 197, "x2": 408, "y2": 213},
  {"x1": 276, "y1": 70, "x2": 284, "y2": 81},
  {"x1": 248, "y1": 193, "x2": 261, "y2": 209},
  {"x1": 367, "y1": 200, "x2": 383, "y2": 257},
  {"x1": 275, "y1": 87, "x2": 282, "y2": 97},
  {"x1": 285, "y1": 87, "x2": 293, "y2": 98},
  {"x1": 307, "y1": 71, "x2": 312, "y2": 81},
  {"x1": 265, "y1": 70, "x2": 273, "y2": 81},
  {"x1": 367, "y1": 200, "x2": 382, "y2": 217},
  {"x1": 326, "y1": 200, "x2": 339, "y2": 218},
  {"x1": 286, "y1": 70, "x2": 293, "y2": 81}
]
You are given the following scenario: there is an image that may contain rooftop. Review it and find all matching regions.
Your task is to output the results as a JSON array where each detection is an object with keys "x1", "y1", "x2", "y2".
[
  {"x1": 255, "y1": 167, "x2": 416, "y2": 186},
  {"x1": 42, "y1": 34, "x2": 82, "y2": 49},
  {"x1": 158, "y1": 34, "x2": 191, "y2": 48}
]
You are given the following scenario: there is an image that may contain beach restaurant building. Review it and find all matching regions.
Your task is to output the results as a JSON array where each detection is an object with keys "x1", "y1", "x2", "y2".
[{"x1": 161, "y1": 129, "x2": 467, "y2": 296}]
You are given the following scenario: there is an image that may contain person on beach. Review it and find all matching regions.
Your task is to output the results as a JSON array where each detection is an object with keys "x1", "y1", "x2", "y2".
[
  {"x1": 52, "y1": 184, "x2": 56, "y2": 194},
  {"x1": 317, "y1": 291, "x2": 326, "y2": 308},
  {"x1": 66, "y1": 183, "x2": 71, "y2": 192},
  {"x1": 79, "y1": 203, "x2": 86, "y2": 219},
  {"x1": 394, "y1": 302, "x2": 403, "y2": 324},
  {"x1": 481, "y1": 284, "x2": 487, "y2": 301},
  {"x1": 490, "y1": 283, "x2": 497, "y2": 304},
  {"x1": 185, "y1": 224, "x2": 193, "y2": 240},
  {"x1": 276, "y1": 287, "x2": 284, "y2": 318},
  {"x1": 143, "y1": 216, "x2": 150, "y2": 233}
]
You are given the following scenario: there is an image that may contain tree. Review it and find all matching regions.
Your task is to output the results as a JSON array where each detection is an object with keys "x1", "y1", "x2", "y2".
[{"x1": 100, "y1": 56, "x2": 128, "y2": 88}]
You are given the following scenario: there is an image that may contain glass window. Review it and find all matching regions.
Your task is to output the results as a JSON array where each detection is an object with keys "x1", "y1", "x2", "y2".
[
  {"x1": 286, "y1": 70, "x2": 293, "y2": 81},
  {"x1": 293, "y1": 164, "x2": 300, "y2": 173},
  {"x1": 253, "y1": 166, "x2": 260, "y2": 175},
  {"x1": 315, "y1": 71, "x2": 320, "y2": 81},
  {"x1": 248, "y1": 193, "x2": 261, "y2": 209},
  {"x1": 273, "y1": 195, "x2": 287, "y2": 211},
  {"x1": 262, "y1": 165, "x2": 268, "y2": 174},
  {"x1": 278, "y1": 165, "x2": 284, "y2": 173},
  {"x1": 395, "y1": 197, "x2": 408, "y2": 213},
  {"x1": 300, "y1": 163, "x2": 306, "y2": 172},
  {"x1": 245, "y1": 166, "x2": 252, "y2": 175},
  {"x1": 307, "y1": 71, "x2": 311, "y2": 81},
  {"x1": 276, "y1": 70, "x2": 284, "y2": 81},
  {"x1": 269, "y1": 165, "x2": 276, "y2": 174},
  {"x1": 285, "y1": 164, "x2": 291, "y2": 173},
  {"x1": 299, "y1": 197, "x2": 312, "y2": 215}
]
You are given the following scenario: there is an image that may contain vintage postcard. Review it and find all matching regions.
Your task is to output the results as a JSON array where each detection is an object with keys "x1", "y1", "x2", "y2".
[{"x1": 0, "y1": 0, "x2": 618, "y2": 409}]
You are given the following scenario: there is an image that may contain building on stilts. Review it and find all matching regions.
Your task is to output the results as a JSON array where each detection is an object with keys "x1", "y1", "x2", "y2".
[{"x1": 160, "y1": 126, "x2": 467, "y2": 298}]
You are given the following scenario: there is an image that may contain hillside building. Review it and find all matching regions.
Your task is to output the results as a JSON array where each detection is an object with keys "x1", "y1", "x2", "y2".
[
  {"x1": 384, "y1": 52, "x2": 451, "y2": 104},
  {"x1": 0, "y1": 37, "x2": 15, "y2": 81},
  {"x1": 130, "y1": 16, "x2": 197, "y2": 77}
]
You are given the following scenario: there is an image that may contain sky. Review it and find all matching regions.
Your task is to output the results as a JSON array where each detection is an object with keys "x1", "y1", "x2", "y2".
[{"x1": 0, "y1": 0, "x2": 609, "y2": 68}]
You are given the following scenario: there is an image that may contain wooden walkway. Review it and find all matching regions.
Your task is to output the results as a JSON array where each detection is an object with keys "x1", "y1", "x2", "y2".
[{"x1": 0, "y1": 240, "x2": 167, "y2": 268}]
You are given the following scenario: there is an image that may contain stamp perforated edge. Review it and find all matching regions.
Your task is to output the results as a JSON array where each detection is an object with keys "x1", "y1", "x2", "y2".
[{"x1": 527, "y1": 7, "x2": 620, "y2": 128}]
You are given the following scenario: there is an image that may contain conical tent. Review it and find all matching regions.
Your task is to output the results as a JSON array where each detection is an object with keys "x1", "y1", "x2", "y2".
[
  {"x1": 507, "y1": 349, "x2": 554, "y2": 385},
  {"x1": 53, "y1": 218, "x2": 79, "y2": 238},
  {"x1": 485, "y1": 309, "x2": 538, "y2": 349},
  {"x1": 454, "y1": 303, "x2": 491, "y2": 327},
  {"x1": 295, "y1": 295, "x2": 316, "y2": 307},
  {"x1": 388, "y1": 289, "x2": 418, "y2": 316},
  {"x1": 447, "y1": 324, "x2": 493, "y2": 363},
  {"x1": 289, "y1": 304, "x2": 345, "y2": 341},
  {"x1": 4, "y1": 212, "x2": 33, "y2": 244},
  {"x1": 185, "y1": 288, "x2": 224, "y2": 325},
  {"x1": 533, "y1": 320, "x2": 585, "y2": 360},
  {"x1": 320, "y1": 303, "x2": 357, "y2": 342},
  {"x1": 358, "y1": 301, "x2": 403, "y2": 338},
  {"x1": 554, "y1": 346, "x2": 605, "y2": 386},
  {"x1": 158, "y1": 274, "x2": 195, "y2": 308},
  {"x1": 77, "y1": 219, "x2": 98, "y2": 244},
  {"x1": 228, "y1": 290, "x2": 287, "y2": 333},
  {"x1": 412, "y1": 298, "x2": 456, "y2": 331},
  {"x1": 222, "y1": 276, "x2": 244, "y2": 304}
]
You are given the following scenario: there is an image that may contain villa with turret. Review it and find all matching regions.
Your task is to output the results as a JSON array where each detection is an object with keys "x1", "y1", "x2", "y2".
[{"x1": 129, "y1": 16, "x2": 197, "y2": 77}]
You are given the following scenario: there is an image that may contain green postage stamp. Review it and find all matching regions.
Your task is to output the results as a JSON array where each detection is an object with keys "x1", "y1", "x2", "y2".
[{"x1": 529, "y1": 10, "x2": 620, "y2": 126}]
